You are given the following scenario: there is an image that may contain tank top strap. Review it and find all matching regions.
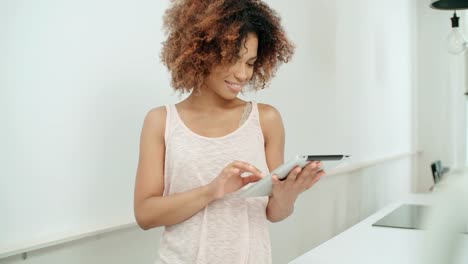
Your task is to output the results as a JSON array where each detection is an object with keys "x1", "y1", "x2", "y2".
[
  {"x1": 250, "y1": 101, "x2": 261, "y2": 126},
  {"x1": 164, "y1": 104, "x2": 178, "y2": 142}
]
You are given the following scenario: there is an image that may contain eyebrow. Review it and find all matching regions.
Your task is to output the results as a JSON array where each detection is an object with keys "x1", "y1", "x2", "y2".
[{"x1": 247, "y1": 56, "x2": 257, "y2": 61}]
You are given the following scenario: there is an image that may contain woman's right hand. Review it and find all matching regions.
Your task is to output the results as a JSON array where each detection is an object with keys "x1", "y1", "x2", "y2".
[{"x1": 207, "y1": 161, "x2": 264, "y2": 200}]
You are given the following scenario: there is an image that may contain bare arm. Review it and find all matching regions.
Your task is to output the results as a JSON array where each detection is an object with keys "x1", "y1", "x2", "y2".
[
  {"x1": 258, "y1": 104, "x2": 291, "y2": 222},
  {"x1": 259, "y1": 104, "x2": 324, "y2": 223},
  {"x1": 133, "y1": 107, "x2": 262, "y2": 230},
  {"x1": 133, "y1": 107, "x2": 212, "y2": 229}
]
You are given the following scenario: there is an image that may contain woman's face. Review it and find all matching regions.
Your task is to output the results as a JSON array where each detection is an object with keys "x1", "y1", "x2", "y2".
[{"x1": 203, "y1": 32, "x2": 258, "y2": 100}]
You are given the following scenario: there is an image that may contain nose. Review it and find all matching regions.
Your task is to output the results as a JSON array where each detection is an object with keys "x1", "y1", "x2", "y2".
[{"x1": 232, "y1": 62, "x2": 249, "y2": 82}]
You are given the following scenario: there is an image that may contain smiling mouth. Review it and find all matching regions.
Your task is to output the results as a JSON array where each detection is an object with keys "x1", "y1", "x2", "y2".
[{"x1": 225, "y1": 81, "x2": 243, "y2": 93}]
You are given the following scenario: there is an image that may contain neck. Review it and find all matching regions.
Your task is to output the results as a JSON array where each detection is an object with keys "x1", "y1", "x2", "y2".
[{"x1": 184, "y1": 88, "x2": 242, "y2": 111}]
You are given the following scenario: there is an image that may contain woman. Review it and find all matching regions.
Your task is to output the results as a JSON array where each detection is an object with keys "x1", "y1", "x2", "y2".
[{"x1": 133, "y1": 0, "x2": 325, "y2": 263}]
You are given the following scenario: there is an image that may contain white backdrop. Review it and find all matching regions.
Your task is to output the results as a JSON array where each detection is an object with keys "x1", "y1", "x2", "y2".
[
  {"x1": 416, "y1": 4, "x2": 468, "y2": 192},
  {"x1": 0, "y1": 0, "x2": 414, "y2": 252}
]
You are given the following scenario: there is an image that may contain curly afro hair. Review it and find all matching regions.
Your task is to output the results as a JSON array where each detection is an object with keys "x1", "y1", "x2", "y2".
[{"x1": 161, "y1": 0, "x2": 295, "y2": 92}]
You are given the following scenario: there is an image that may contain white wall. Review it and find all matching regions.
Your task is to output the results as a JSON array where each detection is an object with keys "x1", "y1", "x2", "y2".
[
  {"x1": 264, "y1": 0, "x2": 417, "y2": 262},
  {"x1": 0, "y1": 0, "x2": 173, "y2": 250},
  {"x1": 416, "y1": 1, "x2": 468, "y2": 192},
  {"x1": 0, "y1": 228, "x2": 162, "y2": 264},
  {"x1": 1, "y1": 0, "x2": 417, "y2": 263},
  {"x1": 0, "y1": 159, "x2": 412, "y2": 264},
  {"x1": 252, "y1": 0, "x2": 416, "y2": 162}
]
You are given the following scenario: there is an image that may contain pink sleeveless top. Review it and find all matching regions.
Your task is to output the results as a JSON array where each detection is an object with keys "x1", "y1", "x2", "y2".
[{"x1": 156, "y1": 102, "x2": 271, "y2": 264}]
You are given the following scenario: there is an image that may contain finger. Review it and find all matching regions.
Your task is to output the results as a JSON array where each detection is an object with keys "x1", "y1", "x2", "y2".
[
  {"x1": 231, "y1": 161, "x2": 264, "y2": 177},
  {"x1": 307, "y1": 173, "x2": 323, "y2": 189},
  {"x1": 271, "y1": 175, "x2": 281, "y2": 185},
  {"x1": 223, "y1": 167, "x2": 240, "y2": 180},
  {"x1": 286, "y1": 167, "x2": 302, "y2": 182},
  {"x1": 311, "y1": 161, "x2": 322, "y2": 171},
  {"x1": 316, "y1": 161, "x2": 323, "y2": 170},
  {"x1": 311, "y1": 161, "x2": 322, "y2": 172},
  {"x1": 304, "y1": 170, "x2": 326, "y2": 189},
  {"x1": 242, "y1": 174, "x2": 263, "y2": 185},
  {"x1": 296, "y1": 162, "x2": 317, "y2": 182},
  {"x1": 309, "y1": 169, "x2": 326, "y2": 181}
]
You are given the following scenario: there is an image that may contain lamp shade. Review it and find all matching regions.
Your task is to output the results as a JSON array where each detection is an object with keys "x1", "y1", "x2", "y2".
[{"x1": 431, "y1": 0, "x2": 468, "y2": 10}]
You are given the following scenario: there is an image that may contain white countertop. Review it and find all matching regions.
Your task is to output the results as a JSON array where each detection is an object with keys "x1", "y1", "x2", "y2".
[{"x1": 290, "y1": 193, "x2": 468, "y2": 264}]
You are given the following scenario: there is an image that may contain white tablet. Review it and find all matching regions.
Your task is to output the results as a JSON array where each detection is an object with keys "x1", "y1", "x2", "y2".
[{"x1": 238, "y1": 154, "x2": 350, "y2": 198}]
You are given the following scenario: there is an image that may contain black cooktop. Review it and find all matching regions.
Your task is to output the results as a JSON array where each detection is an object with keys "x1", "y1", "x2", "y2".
[{"x1": 372, "y1": 204, "x2": 468, "y2": 234}]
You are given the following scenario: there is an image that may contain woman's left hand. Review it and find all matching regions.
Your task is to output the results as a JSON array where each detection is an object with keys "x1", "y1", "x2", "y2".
[{"x1": 270, "y1": 161, "x2": 326, "y2": 208}]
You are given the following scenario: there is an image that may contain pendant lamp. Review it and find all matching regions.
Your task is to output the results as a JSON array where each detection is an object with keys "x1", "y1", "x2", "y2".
[
  {"x1": 431, "y1": 0, "x2": 468, "y2": 10},
  {"x1": 430, "y1": 0, "x2": 468, "y2": 54}
]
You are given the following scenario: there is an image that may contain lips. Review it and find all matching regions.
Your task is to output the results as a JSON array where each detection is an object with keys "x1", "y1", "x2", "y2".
[{"x1": 225, "y1": 81, "x2": 243, "y2": 93}]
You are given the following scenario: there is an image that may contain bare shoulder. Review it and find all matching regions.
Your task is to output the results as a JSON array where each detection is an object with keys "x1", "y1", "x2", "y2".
[
  {"x1": 142, "y1": 106, "x2": 167, "y2": 138},
  {"x1": 257, "y1": 103, "x2": 284, "y2": 141},
  {"x1": 257, "y1": 103, "x2": 285, "y2": 169},
  {"x1": 145, "y1": 106, "x2": 167, "y2": 123},
  {"x1": 257, "y1": 103, "x2": 283, "y2": 125}
]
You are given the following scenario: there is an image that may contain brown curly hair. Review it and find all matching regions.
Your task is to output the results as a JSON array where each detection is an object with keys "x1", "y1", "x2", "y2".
[{"x1": 161, "y1": 0, "x2": 295, "y2": 92}]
